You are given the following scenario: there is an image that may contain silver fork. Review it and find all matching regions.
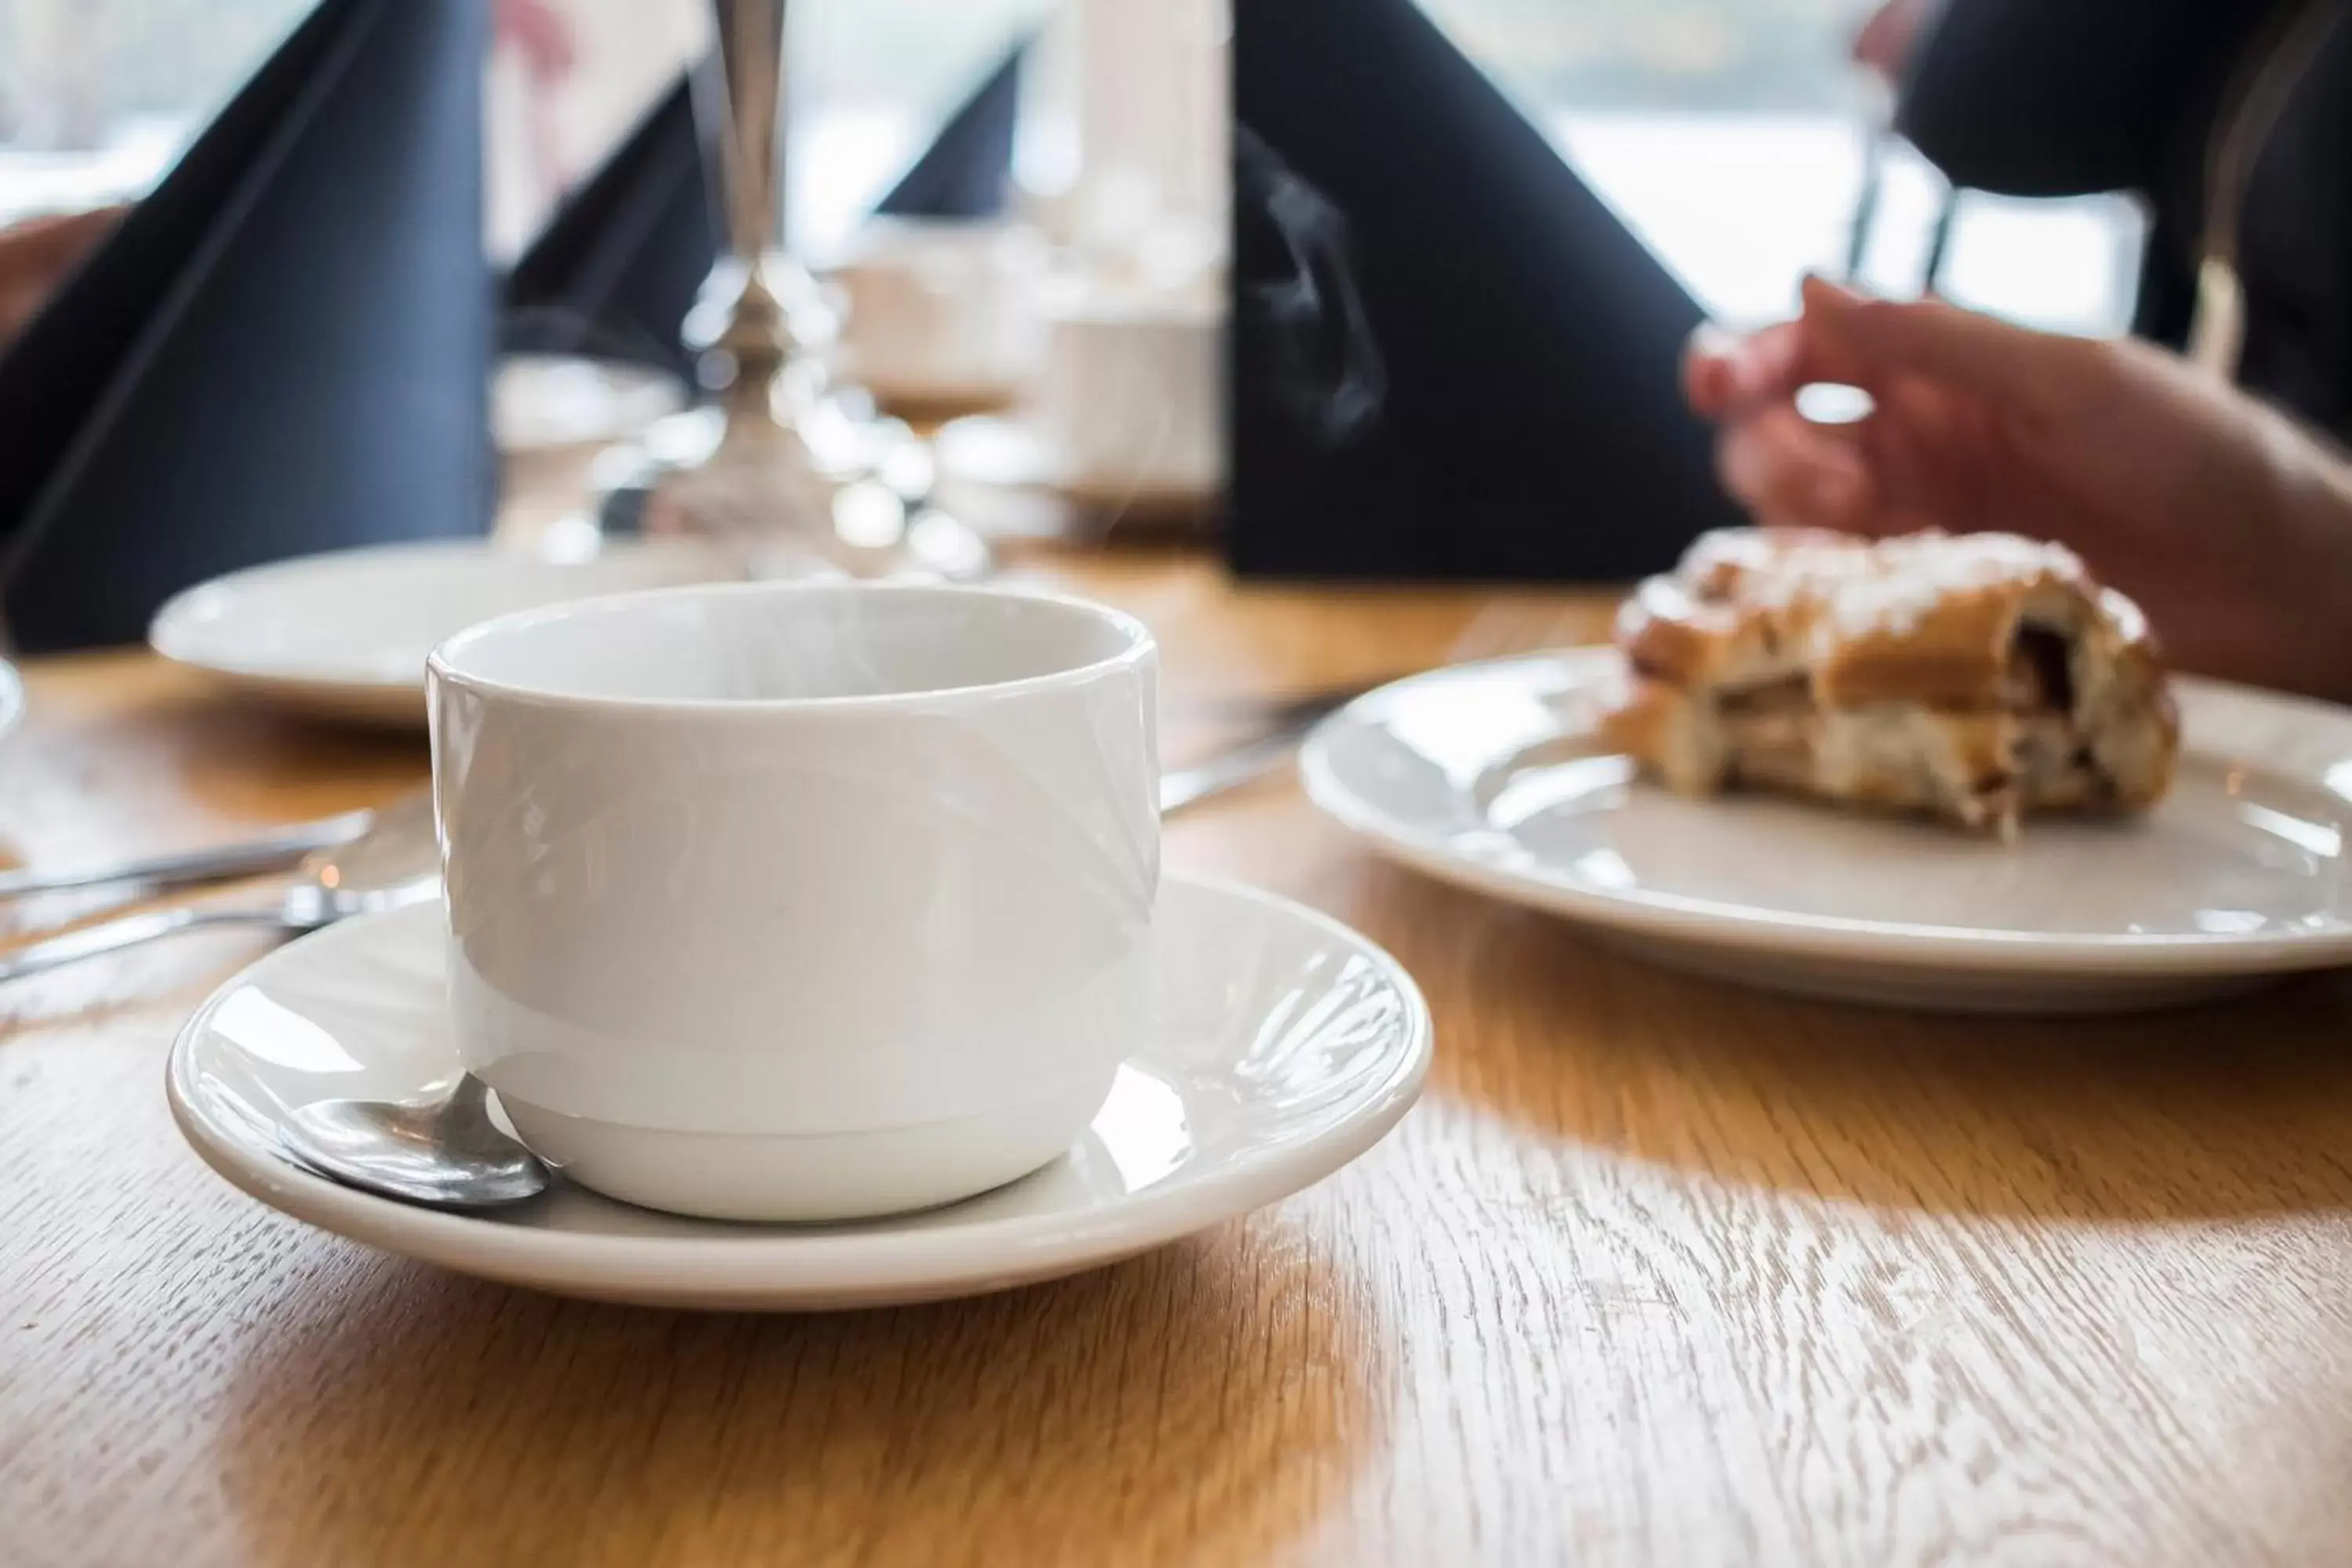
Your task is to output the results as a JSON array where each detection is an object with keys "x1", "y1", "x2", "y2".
[{"x1": 1159, "y1": 685, "x2": 1378, "y2": 815}]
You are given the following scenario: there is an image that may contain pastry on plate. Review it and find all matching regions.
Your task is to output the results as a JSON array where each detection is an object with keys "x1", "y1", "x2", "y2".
[{"x1": 1601, "y1": 528, "x2": 2179, "y2": 833}]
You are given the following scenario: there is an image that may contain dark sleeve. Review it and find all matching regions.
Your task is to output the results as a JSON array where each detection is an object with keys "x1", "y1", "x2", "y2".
[{"x1": 1896, "y1": 0, "x2": 2276, "y2": 197}]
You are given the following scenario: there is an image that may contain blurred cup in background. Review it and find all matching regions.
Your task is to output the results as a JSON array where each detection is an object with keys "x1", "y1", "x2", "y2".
[
  {"x1": 1033, "y1": 269, "x2": 1221, "y2": 504},
  {"x1": 828, "y1": 216, "x2": 1047, "y2": 414}
]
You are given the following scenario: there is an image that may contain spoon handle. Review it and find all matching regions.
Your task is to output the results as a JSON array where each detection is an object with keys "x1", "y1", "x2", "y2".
[
  {"x1": 0, "y1": 906, "x2": 293, "y2": 983},
  {"x1": 1159, "y1": 730, "x2": 1304, "y2": 816},
  {"x1": 0, "y1": 808, "x2": 373, "y2": 901},
  {"x1": 1157, "y1": 687, "x2": 1372, "y2": 818}
]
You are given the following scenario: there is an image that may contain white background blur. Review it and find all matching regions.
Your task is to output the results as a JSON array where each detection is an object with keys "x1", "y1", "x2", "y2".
[{"x1": 0, "y1": 0, "x2": 2143, "y2": 336}]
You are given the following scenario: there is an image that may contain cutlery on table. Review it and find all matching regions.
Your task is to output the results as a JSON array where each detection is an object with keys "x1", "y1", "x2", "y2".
[
  {"x1": 0, "y1": 789, "x2": 421, "y2": 902},
  {"x1": 0, "y1": 792, "x2": 439, "y2": 983},
  {"x1": 1160, "y1": 683, "x2": 1373, "y2": 815}
]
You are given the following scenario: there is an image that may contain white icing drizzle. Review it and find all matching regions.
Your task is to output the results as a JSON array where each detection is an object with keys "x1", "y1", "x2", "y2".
[{"x1": 1678, "y1": 528, "x2": 2087, "y2": 652}]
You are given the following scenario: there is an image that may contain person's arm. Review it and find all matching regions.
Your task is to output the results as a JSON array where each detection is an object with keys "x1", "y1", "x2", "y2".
[
  {"x1": 1686, "y1": 277, "x2": 2352, "y2": 702},
  {"x1": 1895, "y1": 0, "x2": 2272, "y2": 197}
]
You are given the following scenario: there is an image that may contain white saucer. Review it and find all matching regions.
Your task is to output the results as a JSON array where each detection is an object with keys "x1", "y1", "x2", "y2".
[
  {"x1": 148, "y1": 539, "x2": 741, "y2": 726},
  {"x1": 165, "y1": 874, "x2": 1430, "y2": 1310},
  {"x1": 1302, "y1": 649, "x2": 2352, "y2": 1013}
]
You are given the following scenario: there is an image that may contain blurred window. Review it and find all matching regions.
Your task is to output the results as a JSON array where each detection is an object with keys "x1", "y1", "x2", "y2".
[
  {"x1": 1417, "y1": 0, "x2": 2146, "y2": 334},
  {"x1": 0, "y1": 0, "x2": 1044, "y2": 263},
  {"x1": 0, "y1": 0, "x2": 311, "y2": 223},
  {"x1": 2, "y1": 0, "x2": 2143, "y2": 332}
]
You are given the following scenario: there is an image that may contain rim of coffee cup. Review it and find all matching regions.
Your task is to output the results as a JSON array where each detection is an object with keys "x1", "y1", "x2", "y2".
[{"x1": 427, "y1": 579, "x2": 1156, "y2": 716}]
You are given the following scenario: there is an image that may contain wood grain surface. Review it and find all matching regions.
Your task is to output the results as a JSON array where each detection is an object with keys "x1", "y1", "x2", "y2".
[{"x1": 6, "y1": 557, "x2": 2352, "y2": 1568}]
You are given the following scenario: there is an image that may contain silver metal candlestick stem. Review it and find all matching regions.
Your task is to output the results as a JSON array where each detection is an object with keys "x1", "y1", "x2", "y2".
[
  {"x1": 701, "y1": 0, "x2": 797, "y2": 424},
  {"x1": 643, "y1": 0, "x2": 989, "y2": 579}
]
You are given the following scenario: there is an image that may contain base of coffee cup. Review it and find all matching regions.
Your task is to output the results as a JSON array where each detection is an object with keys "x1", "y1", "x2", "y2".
[{"x1": 495, "y1": 1065, "x2": 1119, "y2": 1223}]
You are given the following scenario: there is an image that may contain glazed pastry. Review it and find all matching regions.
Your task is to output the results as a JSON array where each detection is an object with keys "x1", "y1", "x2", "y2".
[{"x1": 1601, "y1": 528, "x2": 2179, "y2": 833}]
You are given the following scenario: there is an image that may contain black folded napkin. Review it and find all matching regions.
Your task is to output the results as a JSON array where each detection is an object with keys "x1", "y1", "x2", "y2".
[
  {"x1": 875, "y1": 38, "x2": 1027, "y2": 220},
  {"x1": 1229, "y1": 0, "x2": 1741, "y2": 582},
  {"x1": 503, "y1": 75, "x2": 713, "y2": 384},
  {"x1": 0, "y1": 0, "x2": 492, "y2": 654}
]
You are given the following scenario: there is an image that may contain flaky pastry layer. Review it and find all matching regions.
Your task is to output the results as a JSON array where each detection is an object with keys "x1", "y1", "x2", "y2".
[{"x1": 1600, "y1": 528, "x2": 2178, "y2": 831}]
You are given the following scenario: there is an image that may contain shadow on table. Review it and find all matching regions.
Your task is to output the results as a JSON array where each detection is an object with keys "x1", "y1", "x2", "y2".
[
  {"x1": 219, "y1": 1224, "x2": 1384, "y2": 1565},
  {"x1": 1352, "y1": 862, "x2": 2352, "y2": 1222},
  {"x1": 162, "y1": 699, "x2": 428, "y2": 819}
]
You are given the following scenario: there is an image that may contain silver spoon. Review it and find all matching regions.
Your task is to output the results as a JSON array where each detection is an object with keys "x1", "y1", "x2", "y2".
[
  {"x1": 0, "y1": 791, "x2": 441, "y2": 982},
  {"x1": 281, "y1": 1073, "x2": 549, "y2": 1207}
]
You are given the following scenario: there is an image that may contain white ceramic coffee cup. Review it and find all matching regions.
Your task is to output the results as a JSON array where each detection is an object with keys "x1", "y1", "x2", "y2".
[
  {"x1": 829, "y1": 218, "x2": 1046, "y2": 408},
  {"x1": 1033, "y1": 281, "x2": 1223, "y2": 502},
  {"x1": 427, "y1": 582, "x2": 1159, "y2": 1221}
]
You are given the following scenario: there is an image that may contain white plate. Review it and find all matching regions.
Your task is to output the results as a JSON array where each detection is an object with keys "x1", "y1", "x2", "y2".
[
  {"x1": 148, "y1": 539, "x2": 742, "y2": 726},
  {"x1": 493, "y1": 354, "x2": 683, "y2": 452},
  {"x1": 1301, "y1": 649, "x2": 2352, "y2": 1012},
  {"x1": 165, "y1": 874, "x2": 1430, "y2": 1310},
  {"x1": 0, "y1": 659, "x2": 22, "y2": 740}
]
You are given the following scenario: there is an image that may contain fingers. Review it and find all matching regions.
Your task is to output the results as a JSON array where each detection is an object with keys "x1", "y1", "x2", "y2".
[
  {"x1": 1715, "y1": 404, "x2": 1876, "y2": 531},
  {"x1": 1686, "y1": 318, "x2": 1827, "y2": 419},
  {"x1": 1798, "y1": 275, "x2": 2096, "y2": 412},
  {"x1": 1682, "y1": 324, "x2": 1737, "y2": 417},
  {"x1": 1689, "y1": 278, "x2": 2085, "y2": 426},
  {"x1": 1692, "y1": 281, "x2": 2098, "y2": 538}
]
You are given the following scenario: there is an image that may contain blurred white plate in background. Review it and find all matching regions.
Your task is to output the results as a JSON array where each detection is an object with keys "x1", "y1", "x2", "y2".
[
  {"x1": 492, "y1": 355, "x2": 685, "y2": 453},
  {"x1": 1303, "y1": 649, "x2": 2352, "y2": 1014},
  {"x1": 149, "y1": 539, "x2": 742, "y2": 727}
]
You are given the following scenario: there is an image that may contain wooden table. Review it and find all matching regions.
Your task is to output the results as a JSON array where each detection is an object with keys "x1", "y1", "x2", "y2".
[{"x1": 7, "y1": 556, "x2": 2352, "y2": 1567}]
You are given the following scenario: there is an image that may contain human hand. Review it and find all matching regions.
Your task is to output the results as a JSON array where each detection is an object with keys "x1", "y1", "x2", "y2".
[
  {"x1": 1851, "y1": 0, "x2": 1936, "y2": 83},
  {"x1": 0, "y1": 205, "x2": 124, "y2": 344},
  {"x1": 1685, "y1": 276, "x2": 2352, "y2": 701}
]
